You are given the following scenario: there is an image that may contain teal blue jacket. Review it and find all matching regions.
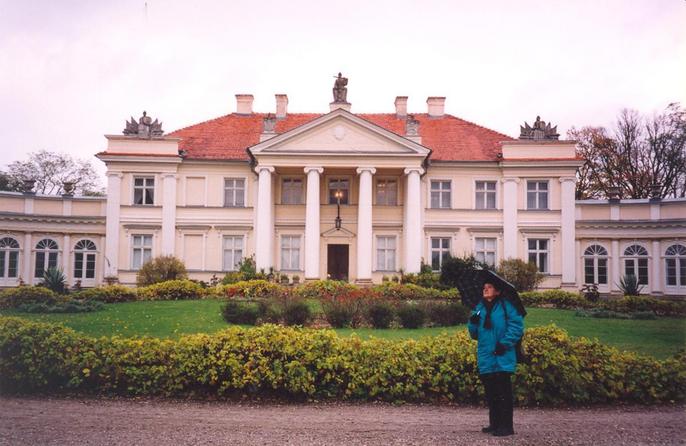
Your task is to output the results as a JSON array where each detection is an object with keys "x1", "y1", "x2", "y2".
[{"x1": 467, "y1": 298, "x2": 524, "y2": 374}]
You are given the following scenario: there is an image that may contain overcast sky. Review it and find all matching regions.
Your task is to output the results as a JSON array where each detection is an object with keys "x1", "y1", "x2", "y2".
[{"x1": 1, "y1": 0, "x2": 684, "y2": 181}]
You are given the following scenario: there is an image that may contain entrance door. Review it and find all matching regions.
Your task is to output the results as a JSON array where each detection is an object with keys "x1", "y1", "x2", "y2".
[{"x1": 327, "y1": 244, "x2": 349, "y2": 281}]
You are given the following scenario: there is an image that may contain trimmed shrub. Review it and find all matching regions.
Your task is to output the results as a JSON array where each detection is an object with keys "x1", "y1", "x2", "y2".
[
  {"x1": 257, "y1": 299, "x2": 284, "y2": 324},
  {"x1": 17, "y1": 300, "x2": 104, "y2": 314},
  {"x1": 136, "y1": 255, "x2": 188, "y2": 287},
  {"x1": 372, "y1": 282, "x2": 458, "y2": 301},
  {"x1": 72, "y1": 285, "x2": 138, "y2": 303},
  {"x1": 366, "y1": 301, "x2": 395, "y2": 328},
  {"x1": 320, "y1": 288, "x2": 369, "y2": 328},
  {"x1": 294, "y1": 280, "x2": 356, "y2": 301},
  {"x1": 221, "y1": 301, "x2": 260, "y2": 325},
  {"x1": 439, "y1": 255, "x2": 486, "y2": 289},
  {"x1": 397, "y1": 302, "x2": 426, "y2": 328},
  {"x1": 599, "y1": 296, "x2": 686, "y2": 317},
  {"x1": 282, "y1": 300, "x2": 312, "y2": 326},
  {"x1": 137, "y1": 280, "x2": 204, "y2": 301},
  {"x1": 497, "y1": 258, "x2": 543, "y2": 292},
  {"x1": 520, "y1": 290, "x2": 591, "y2": 309},
  {"x1": 0, "y1": 286, "x2": 60, "y2": 309},
  {"x1": 1, "y1": 317, "x2": 683, "y2": 405},
  {"x1": 424, "y1": 301, "x2": 470, "y2": 327},
  {"x1": 222, "y1": 280, "x2": 284, "y2": 300}
]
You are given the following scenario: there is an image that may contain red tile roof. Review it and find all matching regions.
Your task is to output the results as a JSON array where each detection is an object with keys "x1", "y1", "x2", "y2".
[{"x1": 168, "y1": 112, "x2": 514, "y2": 162}]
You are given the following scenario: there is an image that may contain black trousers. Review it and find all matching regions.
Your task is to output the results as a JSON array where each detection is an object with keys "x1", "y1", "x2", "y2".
[{"x1": 480, "y1": 372, "x2": 514, "y2": 432}]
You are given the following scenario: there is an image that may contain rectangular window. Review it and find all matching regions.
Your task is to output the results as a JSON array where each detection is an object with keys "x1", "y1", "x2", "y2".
[
  {"x1": 431, "y1": 237, "x2": 451, "y2": 271},
  {"x1": 528, "y1": 239, "x2": 549, "y2": 273},
  {"x1": 224, "y1": 178, "x2": 245, "y2": 207},
  {"x1": 376, "y1": 179, "x2": 398, "y2": 205},
  {"x1": 133, "y1": 177, "x2": 155, "y2": 205},
  {"x1": 74, "y1": 253, "x2": 96, "y2": 279},
  {"x1": 328, "y1": 178, "x2": 349, "y2": 204},
  {"x1": 281, "y1": 235, "x2": 301, "y2": 271},
  {"x1": 475, "y1": 181, "x2": 497, "y2": 210},
  {"x1": 376, "y1": 236, "x2": 396, "y2": 271},
  {"x1": 527, "y1": 181, "x2": 549, "y2": 209},
  {"x1": 223, "y1": 236, "x2": 244, "y2": 271},
  {"x1": 131, "y1": 235, "x2": 152, "y2": 270},
  {"x1": 625, "y1": 258, "x2": 649, "y2": 285},
  {"x1": 475, "y1": 237, "x2": 497, "y2": 266},
  {"x1": 430, "y1": 181, "x2": 451, "y2": 209},
  {"x1": 281, "y1": 178, "x2": 303, "y2": 205}
]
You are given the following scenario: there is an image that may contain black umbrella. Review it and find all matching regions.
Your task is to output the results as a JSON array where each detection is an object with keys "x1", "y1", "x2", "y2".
[{"x1": 454, "y1": 267, "x2": 526, "y2": 316}]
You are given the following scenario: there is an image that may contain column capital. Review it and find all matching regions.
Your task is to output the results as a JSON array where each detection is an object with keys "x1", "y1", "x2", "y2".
[
  {"x1": 356, "y1": 167, "x2": 376, "y2": 175},
  {"x1": 161, "y1": 173, "x2": 178, "y2": 179},
  {"x1": 501, "y1": 177, "x2": 520, "y2": 184},
  {"x1": 256, "y1": 165, "x2": 275, "y2": 174},
  {"x1": 559, "y1": 176, "x2": 577, "y2": 184},
  {"x1": 304, "y1": 166, "x2": 324, "y2": 175},
  {"x1": 403, "y1": 167, "x2": 425, "y2": 176},
  {"x1": 106, "y1": 171, "x2": 123, "y2": 179}
]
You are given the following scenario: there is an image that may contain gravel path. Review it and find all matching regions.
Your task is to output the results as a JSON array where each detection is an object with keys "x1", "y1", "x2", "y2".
[{"x1": 0, "y1": 396, "x2": 684, "y2": 445}]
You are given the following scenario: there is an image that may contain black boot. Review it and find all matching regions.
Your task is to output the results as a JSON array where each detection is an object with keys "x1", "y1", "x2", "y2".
[
  {"x1": 492, "y1": 394, "x2": 514, "y2": 436},
  {"x1": 481, "y1": 404, "x2": 497, "y2": 433}
]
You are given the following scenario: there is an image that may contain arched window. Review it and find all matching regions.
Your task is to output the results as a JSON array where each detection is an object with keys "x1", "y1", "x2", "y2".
[
  {"x1": 623, "y1": 244, "x2": 649, "y2": 285},
  {"x1": 74, "y1": 240, "x2": 97, "y2": 281},
  {"x1": 35, "y1": 238, "x2": 59, "y2": 278},
  {"x1": 665, "y1": 244, "x2": 686, "y2": 287},
  {"x1": 0, "y1": 237, "x2": 20, "y2": 279},
  {"x1": 583, "y1": 244, "x2": 608, "y2": 285}
]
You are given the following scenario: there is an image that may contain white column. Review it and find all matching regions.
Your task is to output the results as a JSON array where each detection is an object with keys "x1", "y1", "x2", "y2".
[
  {"x1": 356, "y1": 167, "x2": 376, "y2": 283},
  {"x1": 304, "y1": 167, "x2": 323, "y2": 280},
  {"x1": 255, "y1": 165, "x2": 275, "y2": 272},
  {"x1": 403, "y1": 167, "x2": 424, "y2": 273},
  {"x1": 560, "y1": 177, "x2": 576, "y2": 285},
  {"x1": 651, "y1": 240, "x2": 662, "y2": 295},
  {"x1": 23, "y1": 233, "x2": 32, "y2": 282},
  {"x1": 104, "y1": 172, "x2": 122, "y2": 277},
  {"x1": 161, "y1": 173, "x2": 177, "y2": 256},
  {"x1": 502, "y1": 177, "x2": 519, "y2": 259},
  {"x1": 611, "y1": 240, "x2": 620, "y2": 293},
  {"x1": 62, "y1": 234, "x2": 71, "y2": 284}
]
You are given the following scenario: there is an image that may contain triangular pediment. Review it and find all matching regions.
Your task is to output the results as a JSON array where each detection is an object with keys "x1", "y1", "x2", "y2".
[{"x1": 248, "y1": 109, "x2": 430, "y2": 157}]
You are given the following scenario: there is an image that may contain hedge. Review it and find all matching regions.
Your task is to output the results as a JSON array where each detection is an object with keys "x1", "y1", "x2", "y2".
[
  {"x1": 0, "y1": 286, "x2": 62, "y2": 309},
  {"x1": 136, "y1": 280, "x2": 205, "y2": 301},
  {"x1": 72, "y1": 285, "x2": 138, "y2": 304},
  {"x1": 0, "y1": 317, "x2": 683, "y2": 405}
]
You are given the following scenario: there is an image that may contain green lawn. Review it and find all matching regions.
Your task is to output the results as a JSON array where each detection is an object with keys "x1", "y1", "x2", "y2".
[{"x1": 2, "y1": 300, "x2": 684, "y2": 359}]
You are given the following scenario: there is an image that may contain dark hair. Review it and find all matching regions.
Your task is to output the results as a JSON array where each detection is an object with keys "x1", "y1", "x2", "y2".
[{"x1": 482, "y1": 280, "x2": 503, "y2": 292}]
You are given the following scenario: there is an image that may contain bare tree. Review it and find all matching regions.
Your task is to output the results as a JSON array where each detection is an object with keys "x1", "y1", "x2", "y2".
[
  {"x1": 570, "y1": 103, "x2": 686, "y2": 199},
  {"x1": 5, "y1": 150, "x2": 104, "y2": 195}
]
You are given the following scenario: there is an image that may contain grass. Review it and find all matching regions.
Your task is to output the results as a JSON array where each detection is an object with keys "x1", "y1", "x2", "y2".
[{"x1": 2, "y1": 300, "x2": 684, "y2": 359}]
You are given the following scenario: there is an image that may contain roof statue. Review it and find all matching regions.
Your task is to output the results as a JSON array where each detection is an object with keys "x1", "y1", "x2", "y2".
[
  {"x1": 332, "y1": 72, "x2": 348, "y2": 103},
  {"x1": 519, "y1": 116, "x2": 559, "y2": 140},
  {"x1": 406, "y1": 114, "x2": 420, "y2": 136},
  {"x1": 123, "y1": 111, "x2": 164, "y2": 138},
  {"x1": 263, "y1": 113, "x2": 277, "y2": 133}
]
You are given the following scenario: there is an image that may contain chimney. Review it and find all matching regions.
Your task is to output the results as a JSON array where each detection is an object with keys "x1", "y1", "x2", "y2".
[
  {"x1": 235, "y1": 94, "x2": 254, "y2": 115},
  {"x1": 426, "y1": 96, "x2": 446, "y2": 118},
  {"x1": 394, "y1": 96, "x2": 408, "y2": 118},
  {"x1": 275, "y1": 94, "x2": 288, "y2": 119}
]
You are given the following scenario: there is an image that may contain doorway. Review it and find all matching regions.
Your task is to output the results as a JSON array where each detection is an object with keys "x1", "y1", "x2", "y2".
[{"x1": 327, "y1": 244, "x2": 349, "y2": 281}]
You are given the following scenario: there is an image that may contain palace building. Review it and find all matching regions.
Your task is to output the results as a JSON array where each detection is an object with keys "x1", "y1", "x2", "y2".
[{"x1": 1, "y1": 80, "x2": 685, "y2": 296}]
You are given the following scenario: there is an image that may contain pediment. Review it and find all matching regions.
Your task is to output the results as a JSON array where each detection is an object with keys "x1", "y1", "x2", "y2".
[{"x1": 249, "y1": 109, "x2": 429, "y2": 157}]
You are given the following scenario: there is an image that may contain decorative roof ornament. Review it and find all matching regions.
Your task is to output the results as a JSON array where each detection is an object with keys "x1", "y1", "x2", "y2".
[
  {"x1": 519, "y1": 116, "x2": 559, "y2": 140},
  {"x1": 332, "y1": 72, "x2": 348, "y2": 103},
  {"x1": 263, "y1": 113, "x2": 277, "y2": 133},
  {"x1": 406, "y1": 114, "x2": 420, "y2": 136},
  {"x1": 123, "y1": 111, "x2": 164, "y2": 138}
]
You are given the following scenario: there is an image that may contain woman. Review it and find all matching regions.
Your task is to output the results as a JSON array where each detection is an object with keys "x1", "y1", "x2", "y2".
[{"x1": 467, "y1": 280, "x2": 524, "y2": 437}]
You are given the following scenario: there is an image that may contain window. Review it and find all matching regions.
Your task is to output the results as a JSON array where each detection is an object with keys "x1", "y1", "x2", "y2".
[
  {"x1": 280, "y1": 235, "x2": 301, "y2": 271},
  {"x1": 623, "y1": 244, "x2": 648, "y2": 285},
  {"x1": 73, "y1": 240, "x2": 97, "y2": 280},
  {"x1": 528, "y1": 239, "x2": 549, "y2": 273},
  {"x1": 376, "y1": 179, "x2": 398, "y2": 205},
  {"x1": 281, "y1": 178, "x2": 303, "y2": 205},
  {"x1": 0, "y1": 237, "x2": 20, "y2": 279},
  {"x1": 34, "y1": 238, "x2": 59, "y2": 278},
  {"x1": 328, "y1": 178, "x2": 349, "y2": 204},
  {"x1": 664, "y1": 244, "x2": 686, "y2": 287},
  {"x1": 583, "y1": 244, "x2": 608, "y2": 285},
  {"x1": 475, "y1": 181, "x2": 496, "y2": 210},
  {"x1": 133, "y1": 177, "x2": 155, "y2": 205},
  {"x1": 376, "y1": 236, "x2": 396, "y2": 271},
  {"x1": 430, "y1": 181, "x2": 451, "y2": 209},
  {"x1": 224, "y1": 178, "x2": 245, "y2": 207},
  {"x1": 131, "y1": 235, "x2": 152, "y2": 270},
  {"x1": 527, "y1": 181, "x2": 548, "y2": 209},
  {"x1": 223, "y1": 236, "x2": 244, "y2": 271},
  {"x1": 475, "y1": 237, "x2": 497, "y2": 266},
  {"x1": 430, "y1": 237, "x2": 451, "y2": 271}
]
